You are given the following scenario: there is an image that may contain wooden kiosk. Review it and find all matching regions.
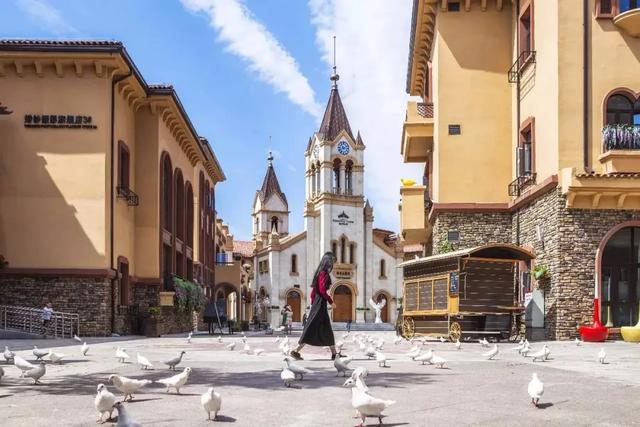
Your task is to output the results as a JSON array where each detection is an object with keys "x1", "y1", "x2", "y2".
[{"x1": 398, "y1": 244, "x2": 534, "y2": 341}]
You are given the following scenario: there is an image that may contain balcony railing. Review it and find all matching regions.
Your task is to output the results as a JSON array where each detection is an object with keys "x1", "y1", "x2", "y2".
[
  {"x1": 332, "y1": 187, "x2": 354, "y2": 196},
  {"x1": 416, "y1": 102, "x2": 434, "y2": 119},
  {"x1": 508, "y1": 50, "x2": 536, "y2": 83},
  {"x1": 508, "y1": 173, "x2": 537, "y2": 197},
  {"x1": 117, "y1": 186, "x2": 140, "y2": 206},
  {"x1": 602, "y1": 124, "x2": 640, "y2": 151}
]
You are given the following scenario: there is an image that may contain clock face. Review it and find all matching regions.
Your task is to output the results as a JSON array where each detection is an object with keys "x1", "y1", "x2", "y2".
[
  {"x1": 337, "y1": 140, "x2": 350, "y2": 155},
  {"x1": 313, "y1": 145, "x2": 320, "y2": 159}
]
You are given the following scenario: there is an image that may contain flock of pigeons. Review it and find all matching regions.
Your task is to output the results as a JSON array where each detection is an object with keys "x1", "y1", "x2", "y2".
[{"x1": 0, "y1": 330, "x2": 614, "y2": 426}]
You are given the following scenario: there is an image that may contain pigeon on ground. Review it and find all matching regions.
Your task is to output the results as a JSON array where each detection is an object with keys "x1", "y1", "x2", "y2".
[
  {"x1": 431, "y1": 353, "x2": 447, "y2": 369},
  {"x1": 164, "y1": 351, "x2": 186, "y2": 370},
  {"x1": 242, "y1": 343, "x2": 252, "y2": 354},
  {"x1": 483, "y1": 344, "x2": 499, "y2": 360},
  {"x1": 343, "y1": 372, "x2": 395, "y2": 427},
  {"x1": 394, "y1": 336, "x2": 402, "y2": 345},
  {"x1": 284, "y1": 357, "x2": 312, "y2": 380},
  {"x1": 414, "y1": 350, "x2": 434, "y2": 365},
  {"x1": 23, "y1": 362, "x2": 46, "y2": 384},
  {"x1": 201, "y1": 387, "x2": 222, "y2": 421},
  {"x1": 3, "y1": 346, "x2": 15, "y2": 363},
  {"x1": 281, "y1": 344, "x2": 291, "y2": 357},
  {"x1": 342, "y1": 332, "x2": 350, "y2": 340},
  {"x1": 136, "y1": 353, "x2": 153, "y2": 370},
  {"x1": 281, "y1": 367, "x2": 296, "y2": 387},
  {"x1": 187, "y1": 331, "x2": 193, "y2": 344},
  {"x1": 0, "y1": 366, "x2": 4, "y2": 383},
  {"x1": 375, "y1": 351, "x2": 388, "y2": 367},
  {"x1": 14, "y1": 355, "x2": 36, "y2": 377},
  {"x1": 350, "y1": 366, "x2": 369, "y2": 385},
  {"x1": 598, "y1": 348, "x2": 607, "y2": 364},
  {"x1": 439, "y1": 337, "x2": 446, "y2": 343},
  {"x1": 241, "y1": 334, "x2": 247, "y2": 343},
  {"x1": 375, "y1": 338, "x2": 384, "y2": 351},
  {"x1": 217, "y1": 335, "x2": 223, "y2": 343},
  {"x1": 81, "y1": 342, "x2": 89, "y2": 356},
  {"x1": 113, "y1": 402, "x2": 142, "y2": 427},
  {"x1": 253, "y1": 348, "x2": 265, "y2": 356},
  {"x1": 455, "y1": 340, "x2": 462, "y2": 351},
  {"x1": 275, "y1": 336, "x2": 281, "y2": 343},
  {"x1": 575, "y1": 337, "x2": 582, "y2": 346},
  {"x1": 108, "y1": 374, "x2": 152, "y2": 401},
  {"x1": 334, "y1": 355, "x2": 353, "y2": 377},
  {"x1": 407, "y1": 345, "x2": 421, "y2": 360},
  {"x1": 335, "y1": 340, "x2": 344, "y2": 353},
  {"x1": 94, "y1": 383, "x2": 116, "y2": 423},
  {"x1": 520, "y1": 343, "x2": 531, "y2": 357},
  {"x1": 364, "y1": 345, "x2": 376, "y2": 359},
  {"x1": 479, "y1": 338, "x2": 490, "y2": 348},
  {"x1": 157, "y1": 366, "x2": 192, "y2": 394},
  {"x1": 531, "y1": 345, "x2": 549, "y2": 362},
  {"x1": 48, "y1": 350, "x2": 65, "y2": 364},
  {"x1": 73, "y1": 334, "x2": 83, "y2": 343},
  {"x1": 226, "y1": 342, "x2": 236, "y2": 351},
  {"x1": 115, "y1": 347, "x2": 130, "y2": 363},
  {"x1": 528, "y1": 373, "x2": 544, "y2": 408},
  {"x1": 32, "y1": 346, "x2": 49, "y2": 360},
  {"x1": 512, "y1": 341, "x2": 526, "y2": 352}
]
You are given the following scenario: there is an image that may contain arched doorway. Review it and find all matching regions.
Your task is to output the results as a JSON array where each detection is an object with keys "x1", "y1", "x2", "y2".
[
  {"x1": 600, "y1": 225, "x2": 640, "y2": 327},
  {"x1": 286, "y1": 290, "x2": 302, "y2": 322},
  {"x1": 332, "y1": 285, "x2": 353, "y2": 322},
  {"x1": 373, "y1": 291, "x2": 390, "y2": 323}
]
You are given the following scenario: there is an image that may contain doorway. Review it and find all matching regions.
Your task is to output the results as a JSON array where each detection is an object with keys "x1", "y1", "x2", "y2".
[
  {"x1": 332, "y1": 285, "x2": 352, "y2": 322},
  {"x1": 286, "y1": 290, "x2": 301, "y2": 322}
]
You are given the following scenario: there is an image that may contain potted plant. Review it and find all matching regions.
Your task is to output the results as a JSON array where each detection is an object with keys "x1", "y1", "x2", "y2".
[
  {"x1": 143, "y1": 306, "x2": 161, "y2": 337},
  {"x1": 439, "y1": 240, "x2": 455, "y2": 254},
  {"x1": 532, "y1": 264, "x2": 549, "y2": 281}
]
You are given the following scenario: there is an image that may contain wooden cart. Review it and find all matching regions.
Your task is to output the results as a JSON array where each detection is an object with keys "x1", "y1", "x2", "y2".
[{"x1": 398, "y1": 244, "x2": 533, "y2": 341}]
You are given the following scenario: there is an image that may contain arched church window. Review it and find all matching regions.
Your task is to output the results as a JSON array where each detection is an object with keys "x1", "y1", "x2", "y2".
[
  {"x1": 333, "y1": 159, "x2": 342, "y2": 194},
  {"x1": 271, "y1": 216, "x2": 279, "y2": 233},
  {"x1": 331, "y1": 241, "x2": 338, "y2": 258},
  {"x1": 310, "y1": 164, "x2": 316, "y2": 197},
  {"x1": 380, "y1": 259, "x2": 386, "y2": 278},
  {"x1": 345, "y1": 160, "x2": 353, "y2": 195},
  {"x1": 291, "y1": 254, "x2": 297, "y2": 274},
  {"x1": 315, "y1": 161, "x2": 321, "y2": 194},
  {"x1": 349, "y1": 243, "x2": 355, "y2": 264},
  {"x1": 254, "y1": 217, "x2": 259, "y2": 234},
  {"x1": 340, "y1": 237, "x2": 347, "y2": 264}
]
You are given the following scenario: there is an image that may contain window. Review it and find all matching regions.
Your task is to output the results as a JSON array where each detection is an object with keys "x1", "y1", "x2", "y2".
[
  {"x1": 518, "y1": 118, "x2": 535, "y2": 177},
  {"x1": 345, "y1": 160, "x2": 353, "y2": 195},
  {"x1": 291, "y1": 254, "x2": 298, "y2": 274},
  {"x1": 340, "y1": 237, "x2": 347, "y2": 264},
  {"x1": 175, "y1": 170, "x2": 185, "y2": 241},
  {"x1": 186, "y1": 183, "x2": 194, "y2": 248},
  {"x1": 518, "y1": 1, "x2": 534, "y2": 58},
  {"x1": 349, "y1": 243, "x2": 355, "y2": 265},
  {"x1": 606, "y1": 93, "x2": 640, "y2": 126},
  {"x1": 315, "y1": 161, "x2": 321, "y2": 194},
  {"x1": 620, "y1": 0, "x2": 640, "y2": 13},
  {"x1": 117, "y1": 141, "x2": 130, "y2": 190},
  {"x1": 271, "y1": 216, "x2": 279, "y2": 233},
  {"x1": 311, "y1": 164, "x2": 316, "y2": 196},
  {"x1": 447, "y1": 230, "x2": 460, "y2": 242},
  {"x1": 333, "y1": 159, "x2": 342, "y2": 193},
  {"x1": 597, "y1": 0, "x2": 615, "y2": 17},
  {"x1": 332, "y1": 241, "x2": 338, "y2": 257},
  {"x1": 118, "y1": 257, "x2": 130, "y2": 306},
  {"x1": 379, "y1": 259, "x2": 386, "y2": 278},
  {"x1": 161, "y1": 154, "x2": 173, "y2": 232},
  {"x1": 448, "y1": 1, "x2": 460, "y2": 12}
]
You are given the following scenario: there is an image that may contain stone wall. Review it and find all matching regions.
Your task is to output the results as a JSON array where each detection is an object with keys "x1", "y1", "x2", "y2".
[
  {"x1": 432, "y1": 211, "x2": 512, "y2": 254},
  {"x1": 0, "y1": 276, "x2": 112, "y2": 336}
]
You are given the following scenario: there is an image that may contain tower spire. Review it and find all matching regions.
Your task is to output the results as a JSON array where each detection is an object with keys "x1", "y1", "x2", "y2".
[
  {"x1": 330, "y1": 35, "x2": 339, "y2": 87},
  {"x1": 267, "y1": 135, "x2": 273, "y2": 166}
]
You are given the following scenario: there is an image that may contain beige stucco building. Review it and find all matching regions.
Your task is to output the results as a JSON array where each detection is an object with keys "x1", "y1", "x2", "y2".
[
  {"x1": 400, "y1": 0, "x2": 640, "y2": 339},
  {"x1": 0, "y1": 40, "x2": 225, "y2": 336}
]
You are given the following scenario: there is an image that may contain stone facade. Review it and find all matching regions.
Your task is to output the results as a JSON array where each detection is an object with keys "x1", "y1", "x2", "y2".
[{"x1": 432, "y1": 211, "x2": 512, "y2": 254}]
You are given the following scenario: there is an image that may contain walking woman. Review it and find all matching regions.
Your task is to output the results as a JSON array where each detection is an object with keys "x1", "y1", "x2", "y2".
[{"x1": 290, "y1": 252, "x2": 344, "y2": 360}]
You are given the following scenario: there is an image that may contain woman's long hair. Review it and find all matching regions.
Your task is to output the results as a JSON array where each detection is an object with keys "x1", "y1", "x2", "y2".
[{"x1": 311, "y1": 252, "x2": 336, "y2": 291}]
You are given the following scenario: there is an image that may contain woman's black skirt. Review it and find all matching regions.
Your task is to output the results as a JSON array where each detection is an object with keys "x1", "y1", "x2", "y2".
[{"x1": 298, "y1": 296, "x2": 335, "y2": 347}]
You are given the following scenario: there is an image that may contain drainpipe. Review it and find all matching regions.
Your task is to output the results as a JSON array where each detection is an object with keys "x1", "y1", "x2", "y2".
[
  {"x1": 110, "y1": 70, "x2": 132, "y2": 334},
  {"x1": 515, "y1": 0, "x2": 521, "y2": 247},
  {"x1": 583, "y1": 0, "x2": 591, "y2": 173}
]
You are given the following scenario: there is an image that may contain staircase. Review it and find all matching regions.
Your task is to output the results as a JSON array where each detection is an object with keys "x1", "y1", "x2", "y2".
[{"x1": 0, "y1": 305, "x2": 79, "y2": 338}]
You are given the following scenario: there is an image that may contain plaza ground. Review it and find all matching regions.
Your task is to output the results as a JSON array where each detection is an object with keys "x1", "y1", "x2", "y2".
[{"x1": 1, "y1": 331, "x2": 639, "y2": 426}]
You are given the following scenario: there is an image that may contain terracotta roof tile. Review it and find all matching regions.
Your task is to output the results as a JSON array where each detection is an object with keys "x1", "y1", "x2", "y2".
[
  {"x1": 233, "y1": 240, "x2": 254, "y2": 258},
  {"x1": 576, "y1": 172, "x2": 640, "y2": 178}
]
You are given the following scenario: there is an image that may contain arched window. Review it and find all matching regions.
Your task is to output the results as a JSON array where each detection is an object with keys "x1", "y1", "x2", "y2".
[
  {"x1": 291, "y1": 254, "x2": 297, "y2": 274},
  {"x1": 118, "y1": 257, "x2": 130, "y2": 306},
  {"x1": 333, "y1": 159, "x2": 342, "y2": 193},
  {"x1": 161, "y1": 154, "x2": 173, "y2": 232},
  {"x1": 331, "y1": 241, "x2": 338, "y2": 257},
  {"x1": 340, "y1": 236, "x2": 347, "y2": 263},
  {"x1": 606, "y1": 92, "x2": 640, "y2": 126},
  {"x1": 345, "y1": 160, "x2": 353, "y2": 195},
  {"x1": 310, "y1": 164, "x2": 316, "y2": 197},
  {"x1": 271, "y1": 216, "x2": 279, "y2": 233},
  {"x1": 349, "y1": 243, "x2": 356, "y2": 264},
  {"x1": 379, "y1": 259, "x2": 386, "y2": 278},
  {"x1": 198, "y1": 172, "x2": 205, "y2": 269},
  {"x1": 175, "y1": 170, "x2": 185, "y2": 241},
  {"x1": 254, "y1": 216, "x2": 259, "y2": 234},
  {"x1": 315, "y1": 161, "x2": 321, "y2": 194},
  {"x1": 160, "y1": 153, "x2": 174, "y2": 290},
  {"x1": 185, "y1": 182, "x2": 194, "y2": 281}
]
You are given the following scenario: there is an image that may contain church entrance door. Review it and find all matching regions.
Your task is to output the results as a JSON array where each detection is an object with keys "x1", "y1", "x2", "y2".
[
  {"x1": 333, "y1": 285, "x2": 352, "y2": 322},
  {"x1": 286, "y1": 290, "x2": 301, "y2": 322}
]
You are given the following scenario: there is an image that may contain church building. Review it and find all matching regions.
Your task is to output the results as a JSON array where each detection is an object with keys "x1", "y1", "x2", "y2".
[{"x1": 252, "y1": 71, "x2": 403, "y2": 325}]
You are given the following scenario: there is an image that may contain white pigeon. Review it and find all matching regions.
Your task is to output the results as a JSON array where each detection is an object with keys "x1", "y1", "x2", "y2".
[
  {"x1": 113, "y1": 402, "x2": 142, "y2": 427},
  {"x1": 431, "y1": 353, "x2": 447, "y2": 369},
  {"x1": 23, "y1": 362, "x2": 46, "y2": 384},
  {"x1": 598, "y1": 348, "x2": 607, "y2": 364},
  {"x1": 226, "y1": 342, "x2": 236, "y2": 351},
  {"x1": 73, "y1": 334, "x2": 83, "y2": 343},
  {"x1": 242, "y1": 343, "x2": 251, "y2": 354},
  {"x1": 407, "y1": 345, "x2": 421, "y2": 360},
  {"x1": 187, "y1": 331, "x2": 193, "y2": 344},
  {"x1": 281, "y1": 344, "x2": 291, "y2": 357},
  {"x1": 375, "y1": 351, "x2": 388, "y2": 367},
  {"x1": 136, "y1": 353, "x2": 153, "y2": 370},
  {"x1": 164, "y1": 351, "x2": 186, "y2": 370},
  {"x1": 455, "y1": 340, "x2": 462, "y2": 351},
  {"x1": 394, "y1": 336, "x2": 402, "y2": 345},
  {"x1": 253, "y1": 348, "x2": 265, "y2": 356},
  {"x1": 201, "y1": 387, "x2": 222, "y2": 421},
  {"x1": 94, "y1": 383, "x2": 116, "y2": 423},
  {"x1": 375, "y1": 338, "x2": 385, "y2": 351},
  {"x1": 284, "y1": 357, "x2": 312, "y2": 379},
  {"x1": 334, "y1": 355, "x2": 353, "y2": 377},
  {"x1": 157, "y1": 366, "x2": 192, "y2": 394},
  {"x1": 414, "y1": 350, "x2": 434, "y2": 365},
  {"x1": 281, "y1": 367, "x2": 296, "y2": 387},
  {"x1": 217, "y1": 335, "x2": 223, "y2": 343},
  {"x1": 527, "y1": 373, "x2": 544, "y2": 407},
  {"x1": 109, "y1": 374, "x2": 152, "y2": 401},
  {"x1": 32, "y1": 345, "x2": 49, "y2": 360},
  {"x1": 439, "y1": 337, "x2": 446, "y2": 343},
  {"x1": 14, "y1": 355, "x2": 36, "y2": 377},
  {"x1": 364, "y1": 345, "x2": 376, "y2": 359},
  {"x1": 335, "y1": 340, "x2": 344, "y2": 353},
  {"x1": 483, "y1": 344, "x2": 499, "y2": 360},
  {"x1": 575, "y1": 337, "x2": 582, "y2": 346},
  {"x1": 479, "y1": 338, "x2": 490, "y2": 348},
  {"x1": 531, "y1": 345, "x2": 548, "y2": 362},
  {"x1": 358, "y1": 340, "x2": 367, "y2": 351},
  {"x1": 520, "y1": 343, "x2": 531, "y2": 357},
  {"x1": 512, "y1": 341, "x2": 526, "y2": 352},
  {"x1": 350, "y1": 366, "x2": 369, "y2": 386},
  {"x1": 48, "y1": 350, "x2": 65, "y2": 364},
  {"x1": 115, "y1": 347, "x2": 130, "y2": 363},
  {"x1": 543, "y1": 345, "x2": 551, "y2": 360},
  {"x1": 81, "y1": 341, "x2": 89, "y2": 356},
  {"x1": 3, "y1": 346, "x2": 15, "y2": 363},
  {"x1": 275, "y1": 336, "x2": 281, "y2": 343},
  {"x1": 343, "y1": 374, "x2": 395, "y2": 427},
  {"x1": 241, "y1": 334, "x2": 247, "y2": 343},
  {"x1": 342, "y1": 332, "x2": 350, "y2": 340}
]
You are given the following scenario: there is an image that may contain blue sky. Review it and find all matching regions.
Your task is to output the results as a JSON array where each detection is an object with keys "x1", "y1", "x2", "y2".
[{"x1": 1, "y1": 0, "x2": 419, "y2": 241}]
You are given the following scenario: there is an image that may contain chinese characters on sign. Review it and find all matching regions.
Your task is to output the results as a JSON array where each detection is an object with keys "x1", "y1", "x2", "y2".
[{"x1": 24, "y1": 114, "x2": 97, "y2": 129}]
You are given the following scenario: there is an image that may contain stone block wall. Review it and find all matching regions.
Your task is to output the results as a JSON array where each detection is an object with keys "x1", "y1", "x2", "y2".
[{"x1": 432, "y1": 211, "x2": 512, "y2": 254}]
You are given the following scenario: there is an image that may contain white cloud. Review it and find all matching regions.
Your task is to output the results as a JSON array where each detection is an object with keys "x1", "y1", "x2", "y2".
[
  {"x1": 309, "y1": 0, "x2": 423, "y2": 233},
  {"x1": 15, "y1": 0, "x2": 77, "y2": 35},
  {"x1": 181, "y1": 0, "x2": 322, "y2": 119}
]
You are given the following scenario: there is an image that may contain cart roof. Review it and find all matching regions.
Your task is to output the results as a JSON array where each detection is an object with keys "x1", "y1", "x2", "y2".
[{"x1": 398, "y1": 243, "x2": 534, "y2": 267}]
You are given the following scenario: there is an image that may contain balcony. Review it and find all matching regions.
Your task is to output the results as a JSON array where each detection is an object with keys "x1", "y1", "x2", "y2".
[
  {"x1": 508, "y1": 173, "x2": 537, "y2": 197},
  {"x1": 401, "y1": 101, "x2": 434, "y2": 163},
  {"x1": 215, "y1": 260, "x2": 242, "y2": 289},
  {"x1": 399, "y1": 185, "x2": 432, "y2": 245},
  {"x1": 600, "y1": 124, "x2": 640, "y2": 173},
  {"x1": 116, "y1": 186, "x2": 139, "y2": 206},
  {"x1": 614, "y1": 8, "x2": 640, "y2": 37},
  {"x1": 508, "y1": 50, "x2": 536, "y2": 83}
]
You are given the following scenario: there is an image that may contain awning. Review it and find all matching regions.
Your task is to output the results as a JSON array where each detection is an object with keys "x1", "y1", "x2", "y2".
[{"x1": 398, "y1": 243, "x2": 534, "y2": 268}]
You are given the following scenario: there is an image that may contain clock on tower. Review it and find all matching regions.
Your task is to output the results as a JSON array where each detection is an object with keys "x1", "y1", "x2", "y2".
[{"x1": 337, "y1": 140, "x2": 350, "y2": 155}]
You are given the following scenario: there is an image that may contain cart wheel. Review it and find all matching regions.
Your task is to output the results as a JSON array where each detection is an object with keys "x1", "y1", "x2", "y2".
[
  {"x1": 402, "y1": 317, "x2": 415, "y2": 339},
  {"x1": 449, "y1": 321, "x2": 462, "y2": 342}
]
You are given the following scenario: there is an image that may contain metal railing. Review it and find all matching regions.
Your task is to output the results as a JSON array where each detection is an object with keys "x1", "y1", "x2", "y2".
[
  {"x1": 508, "y1": 50, "x2": 536, "y2": 83},
  {"x1": 116, "y1": 186, "x2": 140, "y2": 206},
  {"x1": 508, "y1": 173, "x2": 537, "y2": 197},
  {"x1": 417, "y1": 102, "x2": 434, "y2": 119},
  {"x1": 0, "y1": 305, "x2": 79, "y2": 338}
]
